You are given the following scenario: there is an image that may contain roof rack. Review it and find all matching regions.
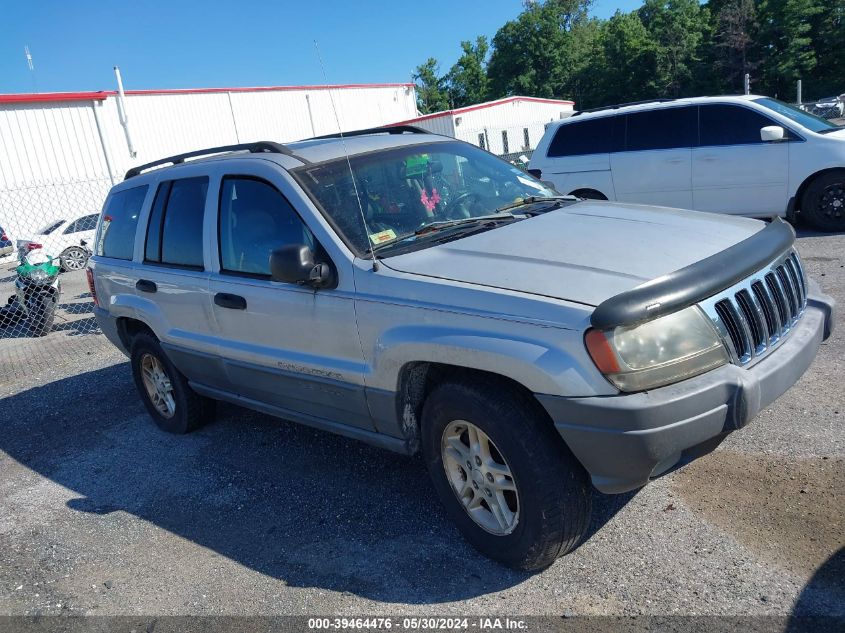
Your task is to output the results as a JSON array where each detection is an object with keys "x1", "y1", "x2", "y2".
[
  {"x1": 309, "y1": 124, "x2": 429, "y2": 141},
  {"x1": 572, "y1": 98, "x2": 677, "y2": 116},
  {"x1": 124, "y1": 141, "x2": 299, "y2": 179}
]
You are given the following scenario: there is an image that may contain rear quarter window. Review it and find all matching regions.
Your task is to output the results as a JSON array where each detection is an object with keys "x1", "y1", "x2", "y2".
[{"x1": 96, "y1": 185, "x2": 149, "y2": 260}]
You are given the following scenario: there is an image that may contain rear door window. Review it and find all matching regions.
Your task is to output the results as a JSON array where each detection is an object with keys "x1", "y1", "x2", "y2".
[
  {"x1": 547, "y1": 116, "x2": 618, "y2": 157},
  {"x1": 699, "y1": 104, "x2": 780, "y2": 146},
  {"x1": 96, "y1": 185, "x2": 149, "y2": 260},
  {"x1": 624, "y1": 107, "x2": 696, "y2": 152},
  {"x1": 144, "y1": 177, "x2": 208, "y2": 269}
]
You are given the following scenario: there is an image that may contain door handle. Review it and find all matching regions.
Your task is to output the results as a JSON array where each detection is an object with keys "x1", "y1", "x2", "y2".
[
  {"x1": 135, "y1": 279, "x2": 157, "y2": 293},
  {"x1": 664, "y1": 157, "x2": 685, "y2": 164},
  {"x1": 214, "y1": 292, "x2": 247, "y2": 310}
]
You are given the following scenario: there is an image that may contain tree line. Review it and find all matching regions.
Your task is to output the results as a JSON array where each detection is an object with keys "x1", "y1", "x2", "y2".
[{"x1": 413, "y1": 0, "x2": 844, "y2": 113}]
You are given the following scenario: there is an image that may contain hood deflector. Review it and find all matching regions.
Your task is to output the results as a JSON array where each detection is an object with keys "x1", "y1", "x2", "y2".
[{"x1": 591, "y1": 218, "x2": 795, "y2": 329}]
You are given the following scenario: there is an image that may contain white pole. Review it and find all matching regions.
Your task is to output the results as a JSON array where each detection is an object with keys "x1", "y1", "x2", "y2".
[
  {"x1": 114, "y1": 66, "x2": 137, "y2": 157},
  {"x1": 744, "y1": 73, "x2": 750, "y2": 95},
  {"x1": 92, "y1": 101, "x2": 116, "y2": 185},
  {"x1": 797, "y1": 79, "x2": 802, "y2": 105}
]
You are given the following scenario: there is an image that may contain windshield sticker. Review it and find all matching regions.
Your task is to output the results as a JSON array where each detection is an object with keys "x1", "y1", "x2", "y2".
[{"x1": 369, "y1": 229, "x2": 397, "y2": 245}]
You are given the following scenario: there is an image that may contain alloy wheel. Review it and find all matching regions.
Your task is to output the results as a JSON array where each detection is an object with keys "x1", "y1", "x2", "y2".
[
  {"x1": 140, "y1": 353, "x2": 176, "y2": 418},
  {"x1": 62, "y1": 247, "x2": 88, "y2": 271},
  {"x1": 441, "y1": 420, "x2": 519, "y2": 535},
  {"x1": 819, "y1": 184, "x2": 845, "y2": 221}
]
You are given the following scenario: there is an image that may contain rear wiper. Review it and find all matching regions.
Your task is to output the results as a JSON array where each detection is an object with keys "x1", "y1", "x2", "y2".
[{"x1": 495, "y1": 195, "x2": 577, "y2": 214}]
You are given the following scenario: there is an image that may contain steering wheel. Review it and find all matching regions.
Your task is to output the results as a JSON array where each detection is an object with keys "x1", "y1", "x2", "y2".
[{"x1": 443, "y1": 191, "x2": 483, "y2": 219}]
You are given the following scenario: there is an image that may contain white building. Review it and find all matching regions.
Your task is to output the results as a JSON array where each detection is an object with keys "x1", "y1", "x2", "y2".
[
  {"x1": 0, "y1": 83, "x2": 417, "y2": 240},
  {"x1": 390, "y1": 96, "x2": 575, "y2": 157}
]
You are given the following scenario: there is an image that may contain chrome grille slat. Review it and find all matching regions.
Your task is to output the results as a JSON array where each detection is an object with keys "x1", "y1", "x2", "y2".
[
  {"x1": 751, "y1": 280, "x2": 779, "y2": 345},
  {"x1": 700, "y1": 250, "x2": 807, "y2": 366},
  {"x1": 777, "y1": 266, "x2": 798, "y2": 321},
  {"x1": 785, "y1": 256, "x2": 804, "y2": 306}
]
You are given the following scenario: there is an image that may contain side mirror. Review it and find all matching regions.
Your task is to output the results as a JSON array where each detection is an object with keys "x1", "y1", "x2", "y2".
[
  {"x1": 760, "y1": 126, "x2": 785, "y2": 142},
  {"x1": 269, "y1": 244, "x2": 333, "y2": 288}
]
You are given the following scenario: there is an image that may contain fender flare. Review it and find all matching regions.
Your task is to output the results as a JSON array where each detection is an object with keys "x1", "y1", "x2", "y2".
[{"x1": 370, "y1": 325, "x2": 598, "y2": 397}]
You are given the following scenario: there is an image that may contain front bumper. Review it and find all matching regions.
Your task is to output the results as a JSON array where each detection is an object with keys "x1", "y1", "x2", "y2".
[{"x1": 537, "y1": 287, "x2": 835, "y2": 494}]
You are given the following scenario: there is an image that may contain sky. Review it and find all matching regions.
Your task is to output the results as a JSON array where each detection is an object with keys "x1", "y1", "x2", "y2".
[{"x1": 0, "y1": 0, "x2": 643, "y2": 95}]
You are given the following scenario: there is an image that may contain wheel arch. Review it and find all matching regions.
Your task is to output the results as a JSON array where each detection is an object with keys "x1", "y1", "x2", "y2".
[
  {"x1": 116, "y1": 316, "x2": 157, "y2": 351},
  {"x1": 569, "y1": 188, "x2": 608, "y2": 200},
  {"x1": 795, "y1": 167, "x2": 845, "y2": 212},
  {"x1": 393, "y1": 361, "x2": 562, "y2": 456}
]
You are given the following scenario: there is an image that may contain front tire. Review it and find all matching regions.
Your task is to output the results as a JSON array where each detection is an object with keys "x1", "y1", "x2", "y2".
[
  {"x1": 130, "y1": 333, "x2": 215, "y2": 434},
  {"x1": 802, "y1": 171, "x2": 845, "y2": 232},
  {"x1": 421, "y1": 381, "x2": 592, "y2": 571},
  {"x1": 27, "y1": 293, "x2": 57, "y2": 337}
]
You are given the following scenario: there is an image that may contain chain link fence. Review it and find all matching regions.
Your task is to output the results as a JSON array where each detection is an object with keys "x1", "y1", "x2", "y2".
[
  {"x1": 0, "y1": 116, "x2": 557, "y2": 385},
  {"x1": 796, "y1": 97, "x2": 844, "y2": 121},
  {"x1": 0, "y1": 177, "x2": 116, "y2": 383}
]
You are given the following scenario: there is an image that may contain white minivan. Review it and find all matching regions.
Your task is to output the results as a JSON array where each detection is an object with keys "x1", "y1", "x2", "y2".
[{"x1": 528, "y1": 95, "x2": 845, "y2": 231}]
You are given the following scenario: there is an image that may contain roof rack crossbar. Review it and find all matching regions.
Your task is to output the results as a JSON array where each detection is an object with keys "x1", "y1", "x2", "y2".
[
  {"x1": 309, "y1": 124, "x2": 429, "y2": 141},
  {"x1": 124, "y1": 141, "x2": 299, "y2": 179},
  {"x1": 573, "y1": 98, "x2": 676, "y2": 116}
]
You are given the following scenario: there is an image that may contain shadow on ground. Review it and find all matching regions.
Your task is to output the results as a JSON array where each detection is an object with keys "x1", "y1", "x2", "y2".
[
  {"x1": 0, "y1": 363, "x2": 632, "y2": 604},
  {"x1": 788, "y1": 547, "x2": 845, "y2": 631}
]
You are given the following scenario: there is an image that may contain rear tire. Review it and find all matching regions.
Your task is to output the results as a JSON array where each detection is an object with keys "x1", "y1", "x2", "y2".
[
  {"x1": 802, "y1": 171, "x2": 845, "y2": 232},
  {"x1": 59, "y1": 246, "x2": 89, "y2": 272},
  {"x1": 421, "y1": 380, "x2": 592, "y2": 571},
  {"x1": 130, "y1": 333, "x2": 215, "y2": 434}
]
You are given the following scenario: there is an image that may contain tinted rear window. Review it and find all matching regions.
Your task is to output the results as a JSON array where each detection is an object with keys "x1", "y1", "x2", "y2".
[
  {"x1": 95, "y1": 185, "x2": 149, "y2": 260},
  {"x1": 144, "y1": 177, "x2": 208, "y2": 269},
  {"x1": 699, "y1": 104, "x2": 779, "y2": 146},
  {"x1": 547, "y1": 116, "x2": 618, "y2": 157},
  {"x1": 624, "y1": 107, "x2": 696, "y2": 151}
]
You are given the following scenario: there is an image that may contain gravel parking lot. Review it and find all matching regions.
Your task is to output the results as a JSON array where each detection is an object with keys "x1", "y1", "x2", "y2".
[{"x1": 0, "y1": 228, "x2": 842, "y2": 623}]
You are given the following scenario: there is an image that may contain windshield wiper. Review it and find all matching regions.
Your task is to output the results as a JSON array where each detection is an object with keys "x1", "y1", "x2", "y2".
[
  {"x1": 495, "y1": 195, "x2": 577, "y2": 214},
  {"x1": 413, "y1": 213, "x2": 517, "y2": 236},
  {"x1": 370, "y1": 214, "x2": 518, "y2": 254}
]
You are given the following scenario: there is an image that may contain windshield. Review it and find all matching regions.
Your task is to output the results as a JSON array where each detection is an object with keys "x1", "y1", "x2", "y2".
[
  {"x1": 753, "y1": 97, "x2": 841, "y2": 133},
  {"x1": 37, "y1": 220, "x2": 65, "y2": 235},
  {"x1": 294, "y1": 141, "x2": 558, "y2": 255}
]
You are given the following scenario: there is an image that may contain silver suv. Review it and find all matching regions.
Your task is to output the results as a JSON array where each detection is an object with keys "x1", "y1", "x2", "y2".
[{"x1": 91, "y1": 126, "x2": 835, "y2": 570}]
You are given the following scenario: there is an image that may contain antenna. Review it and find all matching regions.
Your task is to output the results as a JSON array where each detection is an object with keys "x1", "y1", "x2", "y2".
[
  {"x1": 313, "y1": 40, "x2": 379, "y2": 272},
  {"x1": 24, "y1": 45, "x2": 37, "y2": 93}
]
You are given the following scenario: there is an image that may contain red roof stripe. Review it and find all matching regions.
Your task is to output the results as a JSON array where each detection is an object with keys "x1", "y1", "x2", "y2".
[
  {"x1": 389, "y1": 96, "x2": 575, "y2": 125},
  {"x1": 120, "y1": 82, "x2": 415, "y2": 96},
  {"x1": 0, "y1": 83, "x2": 415, "y2": 105},
  {"x1": 0, "y1": 91, "x2": 109, "y2": 104}
]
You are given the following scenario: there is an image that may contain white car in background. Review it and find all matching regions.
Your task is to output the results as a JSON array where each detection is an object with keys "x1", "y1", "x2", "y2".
[
  {"x1": 16, "y1": 212, "x2": 99, "y2": 271},
  {"x1": 528, "y1": 95, "x2": 845, "y2": 231}
]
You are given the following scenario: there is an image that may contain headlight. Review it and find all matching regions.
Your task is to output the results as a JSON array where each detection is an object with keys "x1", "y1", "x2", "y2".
[
  {"x1": 28, "y1": 268, "x2": 50, "y2": 283},
  {"x1": 585, "y1": 306, "x2": 729, "y2": 392}
]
